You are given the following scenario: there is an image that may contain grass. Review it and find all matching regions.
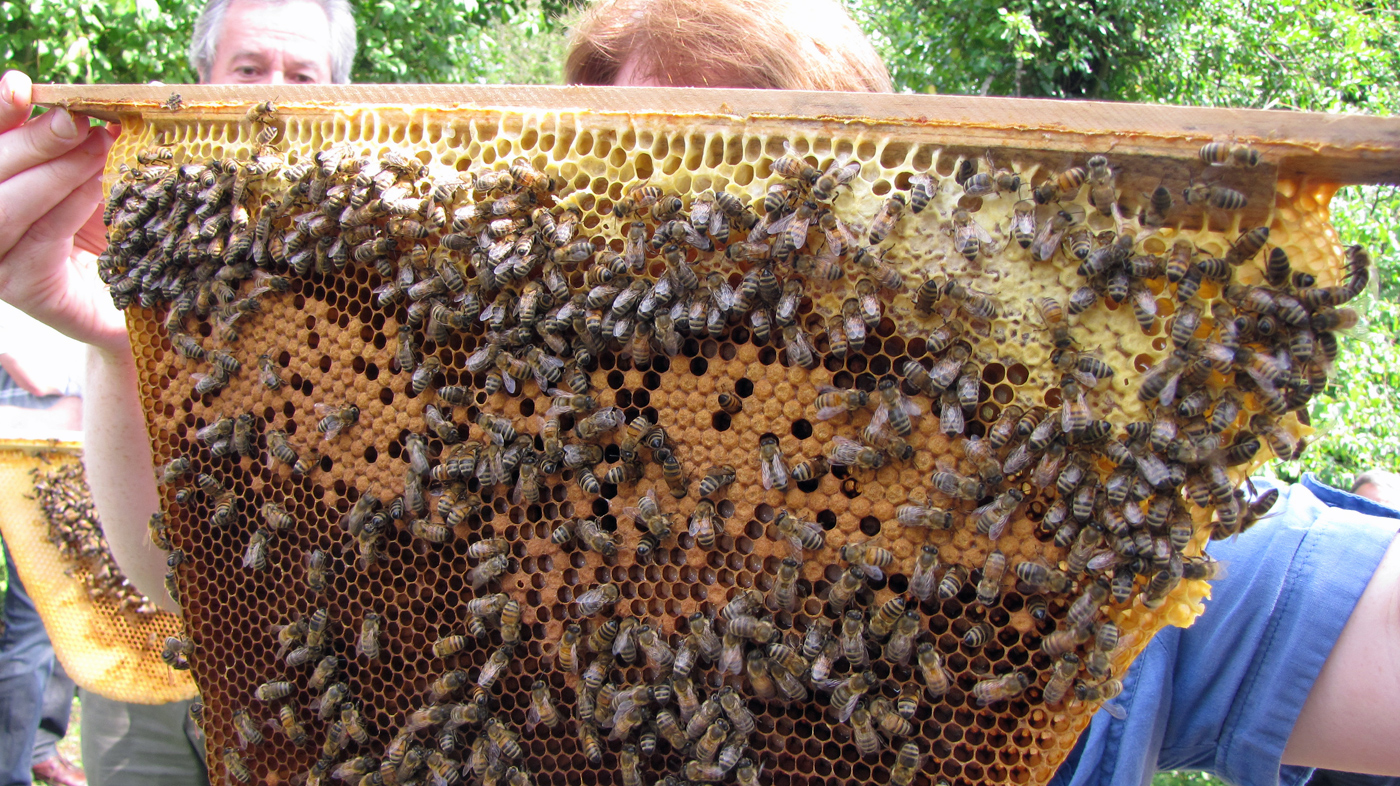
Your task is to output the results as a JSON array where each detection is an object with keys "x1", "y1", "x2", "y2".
[{"x1": 1154, "y1": 772, "x2": 1224, "y2": 785}]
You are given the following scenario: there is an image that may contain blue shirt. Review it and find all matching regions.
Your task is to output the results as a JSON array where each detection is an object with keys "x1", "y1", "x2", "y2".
[{"x1": 1051, "y1": 474, "x2": 1400, "y2": 786}]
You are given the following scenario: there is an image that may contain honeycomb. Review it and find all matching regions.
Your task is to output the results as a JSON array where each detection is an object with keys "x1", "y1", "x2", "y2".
[
  {"x1": 82, "y1": 94, "x2": 1366, "y2": 786},
  {"x1": 0, "y1": 441, "x2": 194, "y2": 704}
]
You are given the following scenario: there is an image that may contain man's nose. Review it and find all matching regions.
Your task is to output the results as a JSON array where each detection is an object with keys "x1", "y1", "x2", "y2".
[{"x1": 266, "y1": 71, "x2": 287, "y2": 85}]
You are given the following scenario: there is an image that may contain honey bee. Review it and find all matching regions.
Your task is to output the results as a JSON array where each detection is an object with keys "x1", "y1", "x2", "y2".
[
  {"x1": 826, "y1": 436, "x2": 884, "y2": 470},
  {"x1": 931, "y1": 469, "x2": 983, "y2": 501},
  {"x1": 840, "y1": 539, "x2": 893, "y2": 581},
  {"x1": 1013, "y1": 559, "x2": 1072, "y2": 593},
  {"x1": 790, "y1": 455, "x2": 829, "y2": 485},
  {"x1": 755, "y1": 434, "x2": 792, "y2": 491},
  {"x1": 868, "y1": 193, "x2": 907, "y2": 244},
  {"x1": 889, "y1": 741, "x2": 922, "y2": 786},
  {"x1": 467, "y1": 553, "x2": 508, "y2": 590},
  {"x1": 818, "y1": 211, "x2": 858, "y2": 258},
  {"x1": 649, "y1": 449, "x2": 685, "y2": 499},
  {"x1": 951, "y1": 207, "x2": 994, "y2": 260},
  {"x1": 574, "y1": 406, "x2": 625, "y2": 441},
  {"x1": 545, "y1": 624, "x2": 581, "y2": 675},
  {"x1": 576, "y1": 583, "x2": 620, "y2": 616},
  {"x1": 771, "y1": 141, "x2": 819, "y2": 184},
  {"x1": 883, "y1": 609, "x2": 921, "y2": 667},
  {"x1": 814, "y1": 154, "x2": 862, "y2": 201},
  {"x1": 782, "y1": 324, "x2": 817, "y2": 368},
  {"x1": 1043, "y1": 653, "x2": 1081, "y2": 706},
  {"x1": 907, "y1": 544, "x2": 941, "y2": 602},
  {"x1": 1226, "y1": 226, "x2": 1270, "y2": 265},
  {"x1": 1031, "y1": 207, "x2": 1082, "y2": 263},
  {"x1": 988, "y1": 196, "x2": 1034, "y2": 250},
  {"x1": 896, "y1": 504, "x2": 955, "y2": 530},
  {"x1": 698, "y1": 464, "x2": 737, "y2": 497},
  {"x1": 223, "y1": 748, "x2": 253, "y2": 784},
  {"x1": 314, "y1": 404, "x2": 359, "y2": 440},
  {"x1": 775, "y1": 509, "x2": 826, "y2": 558},
  {"x1": 1200, "y1": 141, "x2": 1261, "y2": 167},
  {"x1": 1183, "y1": 182, "x2": 1247, "y2": 210},
  {"x1": 769, "y1": 557, "x2": 801, "y2": 612},
  {"x1": 241, "y1": 527, "x2": 270, "y2": 572},
  {"x1": 717, "y1": 391, "x2": 743, "y2": 415},
  {"x1": 577, "y1": 517, "x2": 619, "y2": 556},
  {"x1": 849, "y1": 705, "x2": 884, "y2": 758},
  {"x1": 1074, "y1": 678, "x2": 1125, "y2": 705},
  {"x1": 767, "y1": 199, "x2": 818, "y2": 251},
  {"x1": 814, "y1": 385, "x2": 869, "y2": 420},
  {"x1": 255, "y1": 680, "x2": 293, "y2": 703},
  {"x1": 977, "y1": 550, "x2": 1007, "y2": 606},
  {"x1": 688, "y1": 499, "x2": 721, "y2": 549},
  {"x1": 972, "y1": 671, "x2": 1030, "y2": 706}
]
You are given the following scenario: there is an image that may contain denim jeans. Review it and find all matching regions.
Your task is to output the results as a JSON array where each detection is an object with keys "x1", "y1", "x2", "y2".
[{"x1": 0, "y1": 542, "x2": 75, "y2": 785}]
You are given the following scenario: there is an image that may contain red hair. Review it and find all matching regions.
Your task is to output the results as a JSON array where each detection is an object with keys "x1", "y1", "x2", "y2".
[{"x1": 565, "y1": 0, "x2": 892, "y2": 92}]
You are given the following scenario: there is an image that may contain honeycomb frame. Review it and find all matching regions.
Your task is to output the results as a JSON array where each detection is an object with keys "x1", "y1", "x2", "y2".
[
  {"x1": 0, "y1": 441, "x2": 193, "y2": 703},
  {"x1": 42, "y1": 84, "x2": 1396, "y2": 786}
]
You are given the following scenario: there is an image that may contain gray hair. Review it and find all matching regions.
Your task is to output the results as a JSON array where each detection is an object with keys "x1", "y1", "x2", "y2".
[
  {"x1": 189, "y1": 0, "x2": 358, "y2": 84},
  {"x1": 1352, "y1": 469, "x2": 1400, "y2": 495}
]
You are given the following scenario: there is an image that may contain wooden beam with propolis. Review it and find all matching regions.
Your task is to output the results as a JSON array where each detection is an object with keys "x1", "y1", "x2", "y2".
[{"x1": 32, "y1": 83, "x2": 1400, "y2": 187}]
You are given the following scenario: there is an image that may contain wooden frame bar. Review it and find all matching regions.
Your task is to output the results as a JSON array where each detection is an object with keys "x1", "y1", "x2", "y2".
[{"x1": 33, "y1": 83, "x2": 1400, "y2": 186}]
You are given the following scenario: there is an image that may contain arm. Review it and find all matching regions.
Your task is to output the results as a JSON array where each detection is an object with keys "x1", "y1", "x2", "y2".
[
  {"x1": 0, "y1": 71, "x2": 168, "y2": 607},
  {"x1": 83, "y1": 342, "x2": 174, "y2": 613},
  {"x1": 1283, "y1": 531, "x2": 1400, "y2": 775},
  {"x1": 0, "y1": 352, "x2": 62, "y2": 396}
]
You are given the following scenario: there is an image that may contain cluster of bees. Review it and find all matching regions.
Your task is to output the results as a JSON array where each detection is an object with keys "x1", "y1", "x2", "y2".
[
  {"x1": 30, "y1": 461, "x2": 159, "y2": 615},
  {"x1": 96, "y1": 99, "x2": 1367, "y2": 786}
]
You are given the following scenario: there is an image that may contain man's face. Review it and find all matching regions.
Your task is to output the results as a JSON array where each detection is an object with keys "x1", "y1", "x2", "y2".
[{"x1": 206, "y1": 0, "x2": 335, "y2": 84}]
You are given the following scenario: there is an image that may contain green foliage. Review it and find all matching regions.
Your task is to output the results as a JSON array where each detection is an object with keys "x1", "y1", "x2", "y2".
[
  {"x1": 1130, "y1": 0, "x2": 1400, "y2": 114},
  {"x1": 849, "y1": 0, "x2": 1171, "y2": 98},
  {"x1": 1, "y1": 0, "x2": 576, "y2": 86},
  {"x1": 1, "y1": 0, "x2": 198, "y2": 84},
  {"x1": 352, "y1": 0, "x2": 574, "y2": 84},
  {"x1": 1153, "y1": 772, "x2": 1223, "y2": 786}
]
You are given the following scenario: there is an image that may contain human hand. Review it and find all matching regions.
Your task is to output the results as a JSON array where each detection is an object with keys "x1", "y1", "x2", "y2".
[{"x1": 0, "y1": 70, "x2": 129, "y2": 355}]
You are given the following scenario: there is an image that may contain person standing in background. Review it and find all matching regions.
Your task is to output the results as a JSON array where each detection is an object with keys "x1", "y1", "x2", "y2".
[
  {"x1": 0, "y1": 303, "x2": 86, "y2": 786},
  {"x1": 0, "y1": 0, "x2": 353, "y2": 783}
]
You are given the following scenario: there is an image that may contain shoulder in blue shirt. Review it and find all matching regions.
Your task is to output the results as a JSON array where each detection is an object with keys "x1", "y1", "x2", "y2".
[{"x1": 1051, "y1": 475, "x2": 1399, "y2": 786}]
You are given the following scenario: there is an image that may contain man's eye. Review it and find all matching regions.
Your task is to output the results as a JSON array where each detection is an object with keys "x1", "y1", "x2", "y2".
[{"x1": 290, "y1": 73, "x2": 318, "y2": 84}]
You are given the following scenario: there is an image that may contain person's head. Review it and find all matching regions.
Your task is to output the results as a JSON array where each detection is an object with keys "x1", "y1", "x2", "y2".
[
  {"x1": 565, "y1": 0, "x2": 891, "y2": 92},
  {"x1": 189, "y1": 0, "x2": 357, "y2": 85},
  {"x1": 1351, "y1": 469, "x2": 1400, "y2": 508}
]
